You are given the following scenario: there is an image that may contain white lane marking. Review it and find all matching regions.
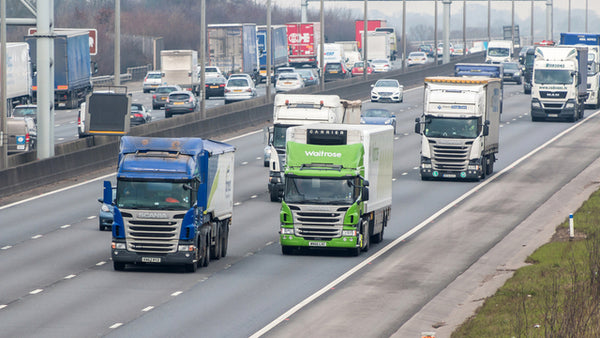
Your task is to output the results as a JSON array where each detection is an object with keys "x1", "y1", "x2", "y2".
[
  {"x1": 64, "y1": 274, "x2": 76, "y2": 279},
  {"x1": 30, "y1": 289, "x2": 43, "y2": 295},
  {"x1": 234, "y1": 202, "x2": 241, "y2": 206},
  {"x1": 61, "y1": 224, "x2": 71, "y2": 229},
  {"x1": 250, "y1": 109, "x2": 600, "y2": 338},
  {"x1": 171, "y1": 291, "x2": 183, "y2": 297},
  {"x1": 96, "y1": 261, "x2": 106, "y2": 266},
  {"x1": 87, "y1": 216, "x2": 96, "y2": 220},
  {"x1": 1, "y1": 246, "x2": 12, "y2": 250},
  {"x1": 0, "y1": 305, "x2": 6, "y2": 310},
  {"x1": 31, "y1": 235, "x2": 42, "y2": 239},
  {"x1": 142, "y1": 306, "x2": 154, "y2": 312},
  {"x1": 250, "y1": 195, "x2": 257, "y2": 199},
  {"x1": 242, "y1": 161, "x2": 249, "y2": 165},
  {"x1": 401, "y1": 172, "x2": 408, "y2": 176},
  {"x1": 109, "y1": 323, "x2": 123, "y2": 329}
]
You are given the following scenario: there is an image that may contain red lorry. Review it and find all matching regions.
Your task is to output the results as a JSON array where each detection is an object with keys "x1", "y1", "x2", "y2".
[
  {"x1": 355, "y1": 19, "x2": 386, "y2": 50},
  {"x1": 286, "y1": 22, "x2": 321, "y2": 67}
]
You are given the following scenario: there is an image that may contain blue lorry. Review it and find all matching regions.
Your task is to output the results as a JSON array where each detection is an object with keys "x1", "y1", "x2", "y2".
[
  {"x1": 25, "y1": 30, "x2": 94, "y2": 109},
  {"x1": 560, "y1": 32, "x2": 600, "y2": 108},
  {"x1": 455, "y1": 63, "x2": 504, "y2": 114},
  {"x1": 105, "y1": 136, "x2": 235, "y2": 272},
  {"x1": 257, "y1": 25, "x2": 288, "y2": 83}
]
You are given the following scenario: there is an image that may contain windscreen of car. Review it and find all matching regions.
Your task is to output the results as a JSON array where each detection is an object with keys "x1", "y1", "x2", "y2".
[
  {"x1": 326, "y1": 63, "x2": 342, "y2": 70},
  {"x1": 364, "y1": 109, "x2": 391, "y2": 118},
  {"x1": 375, "y1": 80, "x2": 398, "y2": 87},
  {"x1": 131, "y1": 104, "x2": 142, "y2": 111},
  {"x1": 279, "y1": 74, "x2": 299, "y2": 80},
  {"x1": 409, "y1": 53, "x2": 425, "y2": 58},
  {"x1": 488, "y1": 47, "x2": 510, "y2": 57},
  {"x1": 147, "y1": 73, "x2": 161, "y2": 79},
  {"x1": 354, "y1": 62, "x2": 364, "y2": 68},
  {"x1": 12, "y1": 107, "x2": 36, "y2": 117},
  {"x1": 228, "y1": 79, "x2": 249, "y2": 87},
  {"x1": 503, "y1": 63, "x2": 518, "y2": 70},
  {"x1": 372, "y1": 60, "x2": 387, "y2": 64},
  {"x1": 206, "y1": 68, "x2": 218, "y2": 73},
  {"x1": 169, "y1": 93, "x2": 191, "y2": 101},
  {"x1": 297, "y1": 70, "x2": 313, "y2": 78},
  {"x1": 156, "y1": 87, "x2": 177, "y2": 94}
]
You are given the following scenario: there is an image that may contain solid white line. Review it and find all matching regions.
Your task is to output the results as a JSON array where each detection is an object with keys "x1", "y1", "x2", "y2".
[{"x1": 250, "y1": 110, "x2": 600, "y2": 338}]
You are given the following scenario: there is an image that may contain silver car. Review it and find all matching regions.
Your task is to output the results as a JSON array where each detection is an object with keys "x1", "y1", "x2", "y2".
[
  {"x1": 275, "y1": 73, "x2": 305, "y2": 92},
  {"x1": 371, "y1": 79, "x2": 404, "y2": 103},
  {"x1": 224, "y1": 77, "x2": 257, "y2": 104}
]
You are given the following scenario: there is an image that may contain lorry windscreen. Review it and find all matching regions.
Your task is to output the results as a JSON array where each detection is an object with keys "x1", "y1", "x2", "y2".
[
  {"x1": 487, "y1": 48, "x2": 510, "y2": 57},
  {"x1": 534, "y1": 69, "x2": 573, "y2": 85},
  {"x1": 117, "y1": 180, "x2": 192, "y2": 210},
  {"x1": 284, "y1": 176, "x2": 358, "y2": 205},
  {"x1": 273, "y1": 125, "x2": 291, "y2": 149},
  {"x1": 423, "y1": 117, "x2": 480, "y2": 139}
]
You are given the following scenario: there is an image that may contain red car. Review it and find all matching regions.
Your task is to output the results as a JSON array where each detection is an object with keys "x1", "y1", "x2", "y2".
[{"x1": 351, "y1": 61, "x2": 373, "y2": 77}]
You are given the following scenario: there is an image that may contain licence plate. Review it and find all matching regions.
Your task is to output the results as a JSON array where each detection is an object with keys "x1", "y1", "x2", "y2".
[
  {"x1": 284, "y1": 82, "x2": 292, "y2": 85},
  {"x1": 17, "y1": 145, "x2": 25, "y2": 150},
  {"x1": 210, "y1": 85, "x2": 218, "y2": 88},
  {"x1": 141, "y1": 257, "x2": 161, "y2": 263},
  {"x1": 174, "y1": 102, "x2": 184, "y2": 105},
  {"x1": 548, "y1": 113, "x2": 558, "y2": 118},
  {"x1": 234, "y1": 89, "x2": 242, "y2": 92},
  {"x1": 442, "y1": 173, "x2": 456, "y2": 178},
  {"x1": 330, "y1": 71, "x2": 338, "y2": 74},
  {"x1": 309, "y1": 241, "x2": 327, "y2": 247},
  {"x1": 160, "y1": 97, "x2": 166, "y2": 100}
]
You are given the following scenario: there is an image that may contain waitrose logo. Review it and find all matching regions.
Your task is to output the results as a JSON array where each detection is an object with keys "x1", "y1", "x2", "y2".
[{"x1": 305, "y1": 150, "x2": 342, "y2": 158}]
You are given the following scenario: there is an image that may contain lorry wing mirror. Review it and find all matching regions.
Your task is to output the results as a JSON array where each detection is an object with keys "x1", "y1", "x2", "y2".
[
  {"x1": 183, "y1": 184, "x2": 193, "y2": 191},
  {"x1": 98, "y1": 198, "x2": 104, "y2": 203},
  {"x1": 363, "y1": 180, "x2": 370, "y2": 187},
  {"x1": 482, "y1": 125, "x2": 489, "y2": 136},
  {"x1": 414, "y1": 118, "x2": 421, "y2": 134},
  {"x1": 362, "y1": 187, "x2": 369, "y2": 201}
]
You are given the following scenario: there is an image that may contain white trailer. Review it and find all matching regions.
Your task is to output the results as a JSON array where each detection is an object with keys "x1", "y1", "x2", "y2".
[
  {"x1": 2, "y1": 42, "x2": 31, "y2": 108},
  {"x1": 160, "y1": 50, "x2": 200, "y2": 95},
  {"x1": 365, "y1": 31, "x2": 391, "y2": 60}
]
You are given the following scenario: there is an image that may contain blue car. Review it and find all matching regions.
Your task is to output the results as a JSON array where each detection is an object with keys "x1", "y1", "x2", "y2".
[
  {"x1": 97, "y1": 187, "x2": 116, "y2": 231},
  {"x1": 360, "y1": 108, "x2": 397, "y2": 134}
]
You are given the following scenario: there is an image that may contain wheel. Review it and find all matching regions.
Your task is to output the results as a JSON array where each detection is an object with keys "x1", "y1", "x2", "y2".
[
  {"x1": 270, "y1": 189, "x2": 280, "y2": 202},
  {"x1": 372, "y1": 223, "x2": 384, "y2": 244},
  {"x1": 220, "y1": 221, "x2": 229, "y2": 258},
  {"x1": 113, "y1": 262, "x2": 125, "y2": 271},
  {"x1": 224, "y1": 100, "x2": 230, "y2": 104},
  {"x1": 361, "y1": 220, "x2": 370, "y2": 252},
  {"x1": 211, "y1": 223, "x2": 222, "y2": 260},
  {"x1": 152, "y1": 104, "x2": 159, "y2": 110},
  {"x1": 99, "y1": 222, "x2": 105, "y2": 231},
  {"x1": 282, "y1": 246, "x2": 295, "y2": 255},
  {"x1": 517, "y1": 80, "x2": 522, "y2": 85},
  {"x1": 263, "y1": 160, "x2": 269, "y2": 167},
  {"x1": 486, "y1": 157, "x2": 494, "y2": 176},
  {"x1": 201, "y1": 234, "x2": 210, "y2": 267},
  {"x1": 185, "y1": 260, "x2": 198, "y2": 273},
  {"x1": 165, "y1": 112, "x2": 172, "y2": 118},
  {"x1": 393, "y1": 123, "x2": 397, "y2": 135},
  {"x1": 143, "y1": 89, "x2": 149, "y2": 93}
]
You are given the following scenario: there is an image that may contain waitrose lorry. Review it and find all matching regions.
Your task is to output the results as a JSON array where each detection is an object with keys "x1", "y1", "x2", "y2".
[
  {"x1": 280, "y1": 124, "x2": 393, "y2": 255},
  {"x1": 559, "y1": 32, "x2": 600, "y2": 108},
  {"x1": 106, "y1": 136, "x2": 235, "y2": 272},
  {"x1": 267, "y1": 94, "x2": 361, "y2": 202},
  {"x1": 531, "y1": 46, "x2": 588, "y2": 122},
  {"x1": 414, "y1": 77, "x2": 501, "y2": 181}
]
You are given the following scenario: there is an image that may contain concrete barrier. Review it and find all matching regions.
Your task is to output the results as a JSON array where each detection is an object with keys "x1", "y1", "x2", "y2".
[{"x1": 0, "y1": 53, "x2": 484, "y2": 199}]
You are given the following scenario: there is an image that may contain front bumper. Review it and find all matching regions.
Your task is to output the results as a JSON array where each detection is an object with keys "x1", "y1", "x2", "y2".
[
  {"x1": 371, "y1": 92, "x2": 401, "y2": 102},
  {"x1": 280, "y1": 233, "x2": 359, "y2": 249},
  {"x1": 531, "y1": 99, "x2": 577, "y2": 120},
  {"x1": 112, "y1": 244, "x2": 197, "y2": 266},
  {"x1": 420, "y1": 164, "x2": 481, "y2": 180}
]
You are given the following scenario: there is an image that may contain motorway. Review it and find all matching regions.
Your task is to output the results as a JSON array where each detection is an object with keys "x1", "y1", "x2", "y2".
[{"x1": 2, "y1": 76, "x2": 598, "y2": 337}]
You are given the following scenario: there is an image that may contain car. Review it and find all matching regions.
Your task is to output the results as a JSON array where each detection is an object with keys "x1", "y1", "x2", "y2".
[
  {"x1": 11, "y1": 104, "x2": 37, "y2": 123},
  {"x1": 452, "y1": 43, "x2": 469, "y2": 56},
  {"x1": 418, "y1": 44, "x2": 435, "y2": 57},
  {"x1": 502, "y1": 61, "x2": 522, "y2": 84},
  {"x1": 407, "y1": 52, "x2": 428, "y2": 66},
  {"x1": 152, "y1": 85, "x2": 182, "y2": 109},
  {"x1": 130, "y1": 103, "x2": 152, "y2": 126},
  {"x1": 7, "y1": 117, "x2": 36, "y2": 153},
  {"x1": 164, "y1": 91, "x2": 198, "y2": 118},
  {"x1": 275, "y1": 73, "x2": 305, "y2": 92},
  {"x1": 371, "y1": 59, "x2": 392, "y2": 73},
  {"x1": 142, "y1": 71, "x2": 162, "y2": 93},
  {"x1": 323, "y1": 62, "x2": 350, "y2": 81},
  {"x1": 295, "y1": 68, "x2": 320, "y2": 86},
  {"x1": 97, "y1": 186, "x2": 116, "y2": 231},
  {"x1": 360, "y1": 108, "x2": 397, "y2": 134},
  {"x1": 371, "y1": 79, "x2": 404, "y2": 103},
  {"x1": 437, "y1": 42, "x2": 455, "y2": 57},
  {"x1": 229, "y1": 72, "x2": 258, "y2": 86},
  {"x1": 224, "y1": 77, "x2": 257, "y2": 104},
  {"x1": 351, "y1": 61, "x2": 373, "y2": 77},
  {"x1": 205, "y1": 75, "x2": 227, "y2": 99},
  {"x1": 273, "y1": 67, "x2": 296, "y2": 85},
  {"x1": 202, "y1": 66, "x2": 223, "y2": 78}
]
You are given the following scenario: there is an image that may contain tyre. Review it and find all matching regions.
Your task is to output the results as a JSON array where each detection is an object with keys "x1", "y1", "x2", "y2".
[
  {"x1": 361, "y1": 220, "x2": 370, "y2": 252},
  {"x1": 185, "y1": 260, "x2": 198, "y2": 273},
  {"x1": 393, "y1": 123, "x2": 397, "y2": 135},
  {"x1": 220, "y1": 222, "x2": 229, "y2": 258},
  {"x1": 152, "y1": 104, "x2": 159, "y2": 110},
  {"x1": 143, "y1": 89, "x2": 149, "y2": 93},
  {"x1": 486, "y1": 158, "x2": 494, "y2": 176},
  {"x1": 282, "y1": 246, "x2": 295, "y2": 255},
  {"x1": 263, "y1": 160, "x2": 269, "y2": 167},
  {"x1": 211, "y1": 224, "x2": 222, "y2": 260},
  {"x1": 99, "y1": 222, "x2": 105, "y2": 231},
  {"x1": 201, "y1": 234, "x2": 210, "y2": 267},
  {"x1": 165, "y1": 112, "x2": 172, "y2": 118},
  {"x1": 113, "y1": 262, "x2": 125, "y2": 271},
  {"x1": 270, "y1": 189, "x2": 280, "y2": 202},
  {"x1": 372, "y1": 225, "x2": 384, "y2": 244}
]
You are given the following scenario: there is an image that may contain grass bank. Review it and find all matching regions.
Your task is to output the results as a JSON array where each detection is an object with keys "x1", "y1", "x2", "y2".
[{"x1": 452, "y1": 189, "x2": 600, "y2": 337}]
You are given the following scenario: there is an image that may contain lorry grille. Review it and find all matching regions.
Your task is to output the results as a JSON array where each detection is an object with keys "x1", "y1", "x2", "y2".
[
  {"x1": 292, "y1": 206, "x2": 344, "y2": 239},
  {"x1": 431, "y1": 143, "x2": 470, "y2": 171},
  {"x1": 121, "y1": 211, "x2": 183, "y2": 254},
  {"x1": 540, "y1": 91, "x2": 567, "y2": 99}
]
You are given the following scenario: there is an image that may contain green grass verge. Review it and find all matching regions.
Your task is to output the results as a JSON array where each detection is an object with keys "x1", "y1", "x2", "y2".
[{"x1": 452, "y1": 189, "x2": 600, "y2": 337}]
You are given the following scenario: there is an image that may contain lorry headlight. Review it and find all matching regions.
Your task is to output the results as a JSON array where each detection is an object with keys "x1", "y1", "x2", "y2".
[
  {"x1": 421, "y1": 156, "x2": 432, "y2": 168},
  {"x1": 531, "y1": 99, "x2": 541, "y2": 108},
  {"x1": 468, "y1": 165, "x2": 479, "y2": 170},
  {"x1": 101, "y1": 204, "x2": 110, "y2": 212},
  {"x1": 269, "y1": 176, "x2": 281, "y2": 184},
  {"x1": 342, "y1": 230, "x2": 356, "y2": 236},
  {"x1": 178, "y1": 245, "x2": 195, "y2": 252},
  {"x1": 112, "y1": 242, "x2": 126, "y2": 250},
  {"x1": 565, "y1": 101, "x2": 575, "y2": 109},
  {"x1": 280, "y1": 227, "x2": 294, "y2": 235}
]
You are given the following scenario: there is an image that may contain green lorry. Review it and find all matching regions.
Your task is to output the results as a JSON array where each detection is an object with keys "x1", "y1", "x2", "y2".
[{"x1": 279, "y1": 124, "x2": 394, "y2": 256}]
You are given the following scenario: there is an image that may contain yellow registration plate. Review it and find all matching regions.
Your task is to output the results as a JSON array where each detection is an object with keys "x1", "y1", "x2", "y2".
[
  {"x1": 210, "y1": 85, "x2": 218, "y2": 89},
  {"x1": 234, "y1": 89, "x2": 242, "y2": 92},
  {"x1": 174, "y1": 102, "x2": 184, "y2": 105},
  {"x1": 330, "y1": 70, "x2": 338, "y2": 74},
  {"x1": 284, "y1": 82, "x2": 292, "y2": 85}
]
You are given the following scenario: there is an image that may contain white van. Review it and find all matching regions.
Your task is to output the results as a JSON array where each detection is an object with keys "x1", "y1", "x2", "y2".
[{"x1": 486, "y1": 40, "x2": 513, "y2": 63}]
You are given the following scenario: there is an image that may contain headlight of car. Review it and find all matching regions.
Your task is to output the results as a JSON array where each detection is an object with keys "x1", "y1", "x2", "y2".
[
  {"x1": 101, "y1": 204, "x2": 110, "y2": 212},
  {"x1": 384, "y1": 120, "x2": 391, "y2": 125},
  {"x1": 360, "y1": 118, "x2": 366, "y2": 124}
]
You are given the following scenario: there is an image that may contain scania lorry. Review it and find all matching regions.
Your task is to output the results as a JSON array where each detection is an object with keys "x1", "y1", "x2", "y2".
[
  {"x1": 414, "y1": 76, "x2": 501, "y2": 181},
  {"x1": 1, "y1": 42, "x2": 31, "y2": 108},
  {"x1": 257, "y1": 25, "x2": 288, "y2": 83},
  {"x1": 559, "y1": 32, "x2": 600, "y2": 108},
  {"x1": 280, "y1": 124, "x2": 393, "y2": 255},
  {"x1": 267, "y1": 94, "x2": 361, "y2": 202},
  {"x1": 208, "y1": 24, "x2": 259, "y2": 83},
  {"x1": 26, "y1": 29, "x2": 94, "y2": 109},
  {"x1": 531, "y1": 46, "x2": 588, "y2": 122},
  {"x1": 106, "y1": 136, "x2": 235, "y2": 272},
  {"x1": 160, "y1": 50, "x2": 200, "y2": 95}
]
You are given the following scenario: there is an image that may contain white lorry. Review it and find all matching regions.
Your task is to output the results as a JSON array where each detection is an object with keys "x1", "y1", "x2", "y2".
[
  {"x1": 485, "y1": 40, "x2": 513, "y2": 63},
  {"x1": 317, "y1": 43, "x2": 347, "y2": 67},
  {"x1": 531, "y1": 46, "x2": 588, "y2": 122},
  {"x1": 280, "y1": 124, "x2": 393, "y2": 255},
  {"x1": 414, "y1": 76, "x2": 502, "y2": 181},
  {"x1": 365, "y1": 31, "x2": 391, "y2": 61},
  {"x1": 160, "y1": 50, "x2": 201, "y2": 96},
  {"x1": 336, "y1": 41, "x2": 362, "y2": 69},
  {"x1": 2, "y1": 42, "x2": 31, "y2": 108},
  {"x1": 267, "y1": 94, "x2": 361, "y2": 202}
]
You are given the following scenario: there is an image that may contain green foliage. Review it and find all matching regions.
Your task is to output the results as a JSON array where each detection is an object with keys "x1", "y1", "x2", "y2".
[{"x1": 453, "y1": 188, "x2": 600, "y2": 337}]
